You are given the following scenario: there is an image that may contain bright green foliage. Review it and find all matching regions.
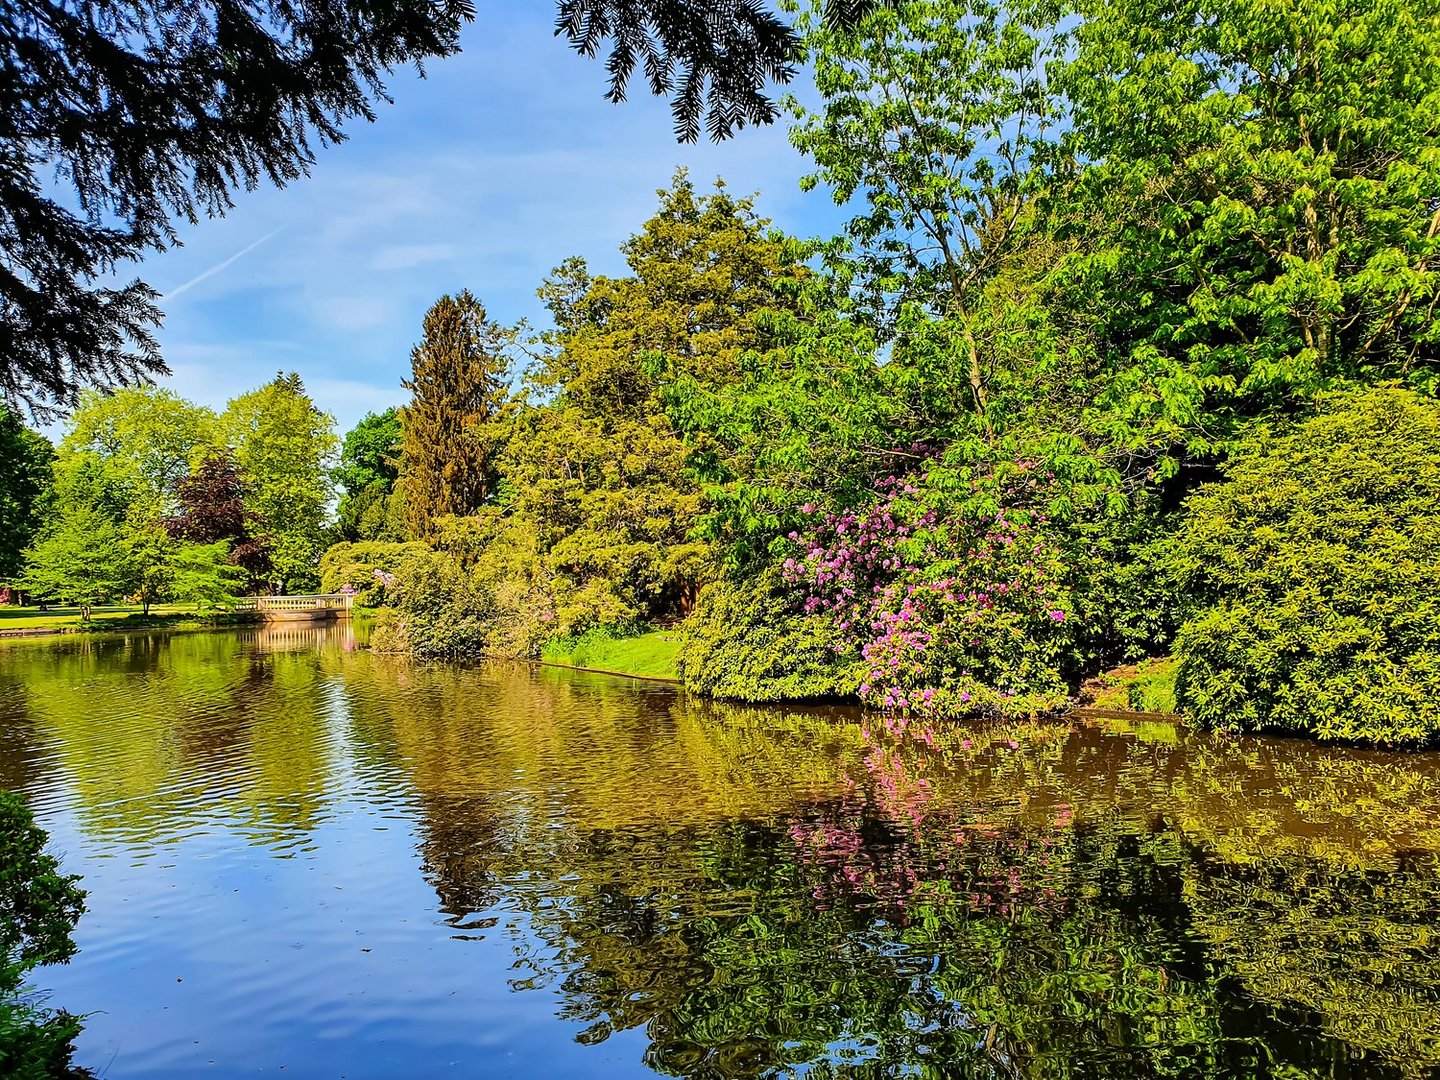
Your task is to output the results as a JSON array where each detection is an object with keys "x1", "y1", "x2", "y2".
[
  {"x1": 334, "y1": 409, "x2": 404, "y2": 542},
  {"x1": 398, "y1": 292, "x2": 514, "y2": 541},
  {"x1": 1054, "y1": 0, "x2": 1440, "y2": 464},
  {"x1": 222, "y1": 374, "x2": 338, "y2": 593},
  {"x1": 494, "y1": 174, "x2": 804, "y2": 631},
  {"x1": 678, "y1": 567, "x2": 864, "y2": 701},
  {"x1": 1173, "y1": 387, "x2": 1440, "y2": 743},
  {"x1": 166, "y1": 542, "x2": 247, "y2": 614},
  {"x1": 0, "y1": 412, "x2": 53, "y2": 582},
  {"x1": 318, "y1": 541, "x2": 430, "y2": 607},
  {"x1": 369, "y1": 547, "x2": 491, "y2": 659},
  {"x1": 0, "y1": 791, "x2": 86, "y2": 1079},
  {"x1": 59, "y1": 387, "x2": 219, "y2": 520},
  {"x1": 787, "y1": 0, "x2": 1071, "y2": 437},
  {"x1": 19, "y1": 506, "x2": 132, "y2": 618},
  {"x1": 46, "y1": 386, "x2": 221, "y2": 610},
  {"x1": 370, "y1": 512, "x2": 560, "y2": 659}
]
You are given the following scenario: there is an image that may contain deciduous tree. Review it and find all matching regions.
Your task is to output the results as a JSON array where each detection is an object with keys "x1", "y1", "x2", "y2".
[
  {"x1": 223, "y1": 374, "x2": 337, "y2": 592},
  {"x1": 335, "y1": 409, "x2": 404, "y2": 542}
]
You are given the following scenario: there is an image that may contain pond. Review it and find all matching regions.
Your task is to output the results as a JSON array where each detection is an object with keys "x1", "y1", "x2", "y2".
[{"x1": 2, "y1": 626, "x2": 1440, "y2": 1079}]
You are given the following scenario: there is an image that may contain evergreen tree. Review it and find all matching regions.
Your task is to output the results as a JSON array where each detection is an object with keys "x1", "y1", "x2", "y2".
[
  {"x1": 501, "y1": 175, "x2": 803, "y2": 626},
  {"x1": 1, "y1": 0, "x2": 885, "y2": 416},
  {"x1": 399, "y1": 292, "x2": 514, "y2": 540}
]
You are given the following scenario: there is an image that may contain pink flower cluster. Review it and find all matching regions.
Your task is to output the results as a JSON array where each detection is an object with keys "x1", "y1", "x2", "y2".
[{"x1": 784, "y1": 463, "x2": 1075, "y2": 717}]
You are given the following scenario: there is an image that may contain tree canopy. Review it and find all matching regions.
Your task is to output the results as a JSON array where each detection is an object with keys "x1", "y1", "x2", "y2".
[{"x1": 0, "y1": 0, "x2": 885, "y2": 417}]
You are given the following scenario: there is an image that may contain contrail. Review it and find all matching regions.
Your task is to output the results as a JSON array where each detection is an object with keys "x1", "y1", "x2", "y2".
[{"x1": 166, "y1": 226, "x2": 284, "y2": 299}]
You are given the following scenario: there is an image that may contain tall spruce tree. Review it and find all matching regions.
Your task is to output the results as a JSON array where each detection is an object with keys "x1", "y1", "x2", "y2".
[{"x1": 399, "y1": 291, "x2": 513, "y2": 540}]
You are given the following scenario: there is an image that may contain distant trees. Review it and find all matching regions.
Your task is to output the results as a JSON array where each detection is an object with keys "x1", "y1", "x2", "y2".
[
  {"x1": 398, "y1": 292, "x2": 514, "y2": 540},
  {"x1": 335, "y1": 409, "x2": 404, "y2": 542},
  {"x1": 0, "y1": 410, "x2": 52, "y2": 581},
  {"x1": 222, "y1": 374, "x2": 338, "y2": 592},
  {"x1": 6, "y1": 379, "x2": 336, "y2": 612}
]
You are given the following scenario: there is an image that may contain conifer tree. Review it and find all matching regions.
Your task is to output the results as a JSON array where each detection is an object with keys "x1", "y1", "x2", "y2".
[{"x1": 399, "y1": 291, "x2": 513, "y2": 540}]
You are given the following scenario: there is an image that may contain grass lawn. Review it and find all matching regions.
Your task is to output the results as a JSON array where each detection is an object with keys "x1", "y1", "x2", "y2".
[
  {"x1": 0, "y1": 605, "x2": 191, "y2": 632},
  {"x1": 1084, "y1": 656, "x2": 1179, "y2": 714},
  {"x1": 541, "y1": 630, "x2": 683, "y2": 680}
]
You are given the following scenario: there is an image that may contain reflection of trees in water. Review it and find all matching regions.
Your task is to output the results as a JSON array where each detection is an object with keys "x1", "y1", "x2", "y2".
[
  {"x1": 0, "y1": 667, "x2": 49, "y2": 794},
  {"x1": 10, "y1": 638, "x2": 1440, "y2": 1076},
  {"x1": 0, "y1": 632, "x2": 345, "y2": 844},
  {"x1": 398, "y1": 696, "x2": 1440, "y2": 1078}
]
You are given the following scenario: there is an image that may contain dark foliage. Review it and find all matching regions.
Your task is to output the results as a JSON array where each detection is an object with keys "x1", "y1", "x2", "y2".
[
  {"x1": 166, "y1": 450, "x2": 271, "y2": 588},
  {"x1": 0, "y1": 409, "x2": 52, "y2": 580},
  {"x1": 1, "y1": 0, "x2": 893, "y2": 417},
  {"x1": 0, "y1": 790, "x2": 87, "y2": 1079},
  {"x1": 0, "y1": 0, "x2": 474, "y2": 417}
]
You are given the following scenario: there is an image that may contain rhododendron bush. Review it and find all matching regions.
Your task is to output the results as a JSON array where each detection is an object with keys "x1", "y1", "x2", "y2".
[
  {"x1": 780, "y1": 464, "x2": 1079, "y2": 717},
  {"x1": 681, "y1": 458, "x2": 1086, "y2": 716}
]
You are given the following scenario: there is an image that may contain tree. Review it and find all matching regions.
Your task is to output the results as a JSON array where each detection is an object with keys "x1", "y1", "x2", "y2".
[
  {"x1": 222, "y1": 374, "x2": 338, "y2": 593},
  {"x1": 789, "y1": 0, "x2": 1098, "y2": 437},
  {"x1": 168, "y1": 450, "x2": 273, "y2": 590},
  {"x1": 166, "y1": 543, "x2": 248, "y2": 614},
  {"x1": 0, "y1": 791, "x2": 87, "y2": 1077},
  {"x1": 398, "y1": 292, "x2": 514, "y2": 540},
  {"x1": 1051, "y1": 0, "x2": 1440, "y2": 466},
  {"x1": 0, "y1": 0, "x2": 886, "y2": 417},
  {"x1": 502, "y1": 175, "x2": 804, "y2": 626},
  {"x1": 58, "y1": 387, "x2": 219, "y2": 521},
  {"x1": 0, "y1": 409, "x2": 52, "y2": 582},
  {"x1": 18, "y1": 505, "x2": 130, "y2": 618},
  {"x1": 335, "y1": 409, "x2": 404, "y2": 542}
]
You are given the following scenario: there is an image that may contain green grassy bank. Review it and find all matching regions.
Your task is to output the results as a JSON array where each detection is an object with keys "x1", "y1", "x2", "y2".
[
  {"x1": 540, "y1": 630, "x2": 683, "y2": 681},
  {"x1": 1083, "y1": 657, "x2": 1179, "y2": 714},
  {"x1": 0, "y1": 605, "x2": 256, "y2": 637}
]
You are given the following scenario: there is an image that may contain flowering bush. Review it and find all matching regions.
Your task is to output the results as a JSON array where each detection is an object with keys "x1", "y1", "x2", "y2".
[
  {"x1": 781, "y1": 465, "x2": 1079, "y2": 718},
  {"x1": 318, "y1": 541, "x2": 430, "y2": 608}
]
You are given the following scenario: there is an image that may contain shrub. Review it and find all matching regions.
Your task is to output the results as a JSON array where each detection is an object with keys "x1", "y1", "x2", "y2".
[
  {"x1": 677, "y1": 568, "x2": 865, "y2": 701},
  {"x1": 779, "y1": 467, "x2": 1080, "y2": 717},
  {"x1": 369, "y1": 514, "x2": 561, "y2": 660},
  {"x1": 317, "y1": 541, "x2": 431, "y2": 608},
  {"x1": 0, "y1": 791, "x2": 87, "y2": 1079},
  {"x1": 1172, "y1": 387, "x2": 1440, "y2": 744},
  {"x1": 368, "y1": 549, "x2": 490, "y2": 658}
]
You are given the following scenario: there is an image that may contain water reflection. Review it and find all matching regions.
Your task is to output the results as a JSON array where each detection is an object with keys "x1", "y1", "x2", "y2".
[{"x1": 2, "y1": 630, "x2": 1440, "y2": 1077}]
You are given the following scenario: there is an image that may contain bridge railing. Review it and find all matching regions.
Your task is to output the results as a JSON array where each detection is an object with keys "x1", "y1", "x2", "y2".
[{"x1": 233, "y1": 593, "x2": 355, "y2": 613}]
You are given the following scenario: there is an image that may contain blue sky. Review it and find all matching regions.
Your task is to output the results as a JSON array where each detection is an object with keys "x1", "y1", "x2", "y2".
[{"x1": 137, "y1": 6, "x2": 849, "y2": 436}]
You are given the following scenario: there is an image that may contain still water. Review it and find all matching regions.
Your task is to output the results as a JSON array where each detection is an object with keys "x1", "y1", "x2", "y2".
[{"x1": 2, "y1": 626, "x2": 1440, "y2": 1079}]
